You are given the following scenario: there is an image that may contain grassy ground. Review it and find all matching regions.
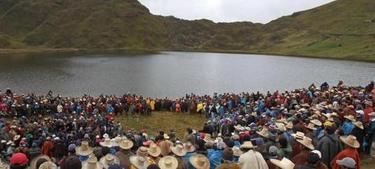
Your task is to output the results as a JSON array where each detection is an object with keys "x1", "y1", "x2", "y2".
[{"x1": 116, "y1": 111, "x2": 206, "y2": 139}]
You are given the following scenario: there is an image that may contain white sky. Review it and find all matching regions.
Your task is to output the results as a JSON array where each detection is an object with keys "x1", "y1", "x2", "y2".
[{"x1": 138, "y1": 0, "x2": 335, "y2": 23}]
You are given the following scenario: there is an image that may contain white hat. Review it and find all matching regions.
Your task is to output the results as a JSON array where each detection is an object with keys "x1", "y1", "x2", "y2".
[
  {"x1": 158, "y1": 156, "x2": 178, "y2": 169},
  {"x1": 270, "y1": 157, "x2": 295, "y2": 169}
]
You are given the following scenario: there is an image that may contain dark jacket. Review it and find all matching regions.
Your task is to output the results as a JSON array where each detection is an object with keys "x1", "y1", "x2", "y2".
[{"x1": 317, "y1": 134, "x2": 343, "y2": 168}]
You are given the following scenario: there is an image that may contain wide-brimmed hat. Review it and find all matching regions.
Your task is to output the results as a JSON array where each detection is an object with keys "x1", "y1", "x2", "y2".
[
  {"x1": 275, "y1": 122, "x2": 286, "y2": 132},
  {"x1": 353, "y1": 121, "x2": 364, "y2": 130},
  {"x1": 203, "y1": 134, "x2": 214, "y2": 142},
  {"x1": 76, "y1": 141, "x2": 93, "y2": 156},
  {"x1": 344, "y1": 115, "x2": 356, "y2": 122},
  {"x1": 256, "y1": 127, "x2": 270, "y2": 138},
  {"x1": 276, "y1": 118, "x2": 288, "y2": 124},
  {"x1": 240, "y1": 141, "x2": 255, "y2": 149},
  {"x1": 189, "y1": 154, "x2": 210, "y2": 169},
  {"x1": 118, "y1": 139, "x2": 134, "y2": 150},
  {"x1": 369, "y1": 112, "x2": 375, "y2": 117},
  {"x1": 137, "y1": 146, "x2": 149, "y2": 157},
  {"x1": 30, "y1": 155, "x2": 51, "y2": 169},
  {"x1": 171, "y1": 144, "x2": 187, "y2": 157},
  {"x1": 232, "y1": 146, "x2": 243, "y2": 157},
  {"x1": 158, "y1": 156, "x2": 178, "y2": 169},
  {"x1": 285, "y1": 122, "x2": 293, "y2": 129},
  {"x1": 82, "y1": 156, "x2": 103, "y2": 169},
  {"x1": 164, "y1": 134, "x2": 170, "y2": 140},
  {"x1": 13, "y1": 135, "x2": 20, "y2": 141},
  {"x1": 340, "y1": 135, "x2": 360, "y2": 148},
  {"x1": 305, "y1": 123, "x2": 317, "y2": 130},
  {"x1": 148, "y1": 143, "x2": 161, "y2": 157},
  {"x1": 100, "y1": 138, "x2": 115, "y2": 148},
  {"x1": 270, "y1": 157, "x2": 295, "y2": 169},
  {"x1": 130, "y1": 156, "x2": 149, "y2": 169},
  {"x1": 310, "y1": 119, "x2": 322, "y2": 126},
  {"x1": 184, "y1": 142, "x2": 196, "y2": 153},
  {"x1": 296, "y1": 136, "x2": 314, "y2": 150},
  {"x1": 99, "y1": 154, "x2": 120, "y2": 169}
]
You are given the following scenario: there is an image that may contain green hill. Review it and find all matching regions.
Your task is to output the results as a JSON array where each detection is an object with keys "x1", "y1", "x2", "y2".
[{"x1": 0, "y1": 0, "x2": 374, "y2": 61}]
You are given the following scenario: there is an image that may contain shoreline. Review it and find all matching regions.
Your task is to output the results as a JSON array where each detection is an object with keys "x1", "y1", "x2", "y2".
[{"x1": 1, "y1": 47, "x2": 375, "y2": 63}]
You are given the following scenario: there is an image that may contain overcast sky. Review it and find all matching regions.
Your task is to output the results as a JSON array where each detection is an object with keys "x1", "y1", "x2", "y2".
[{"x1": 138, "y1": 0, "x2": 335, "y2": 23}]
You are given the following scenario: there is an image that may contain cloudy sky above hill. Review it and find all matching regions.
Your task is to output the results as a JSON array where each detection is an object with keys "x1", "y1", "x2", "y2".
[{"x1": 139, "y1": 0, "x2": 335, "y2": 23}]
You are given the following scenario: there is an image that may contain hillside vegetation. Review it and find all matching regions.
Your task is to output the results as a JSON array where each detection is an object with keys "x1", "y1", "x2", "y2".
[{"x1": 0, "y1": 0, "x2": 374, "y2": 61}]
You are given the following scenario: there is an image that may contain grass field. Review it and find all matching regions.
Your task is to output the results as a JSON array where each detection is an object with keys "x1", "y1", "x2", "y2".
[{"x1": 116, "y1": 111, "x2": 206, "y2": 139}]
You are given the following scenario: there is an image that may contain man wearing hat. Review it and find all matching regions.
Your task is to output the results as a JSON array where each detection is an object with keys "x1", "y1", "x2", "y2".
[
  {"x1": 331, "y1": 135, "x2": 361, "y2": 169},
  {"x1": 291, "y1": 136, "x2": 314, "y2": 166},
  {"x1": 116, "y1": 139, "x2": 134, "y2": 169},
  {"x1": 9, "y1": 152, "x2": 29, "y2": 169},
  {"x1": 238, "y1": 141, "x2": 268, "y2": 169}
]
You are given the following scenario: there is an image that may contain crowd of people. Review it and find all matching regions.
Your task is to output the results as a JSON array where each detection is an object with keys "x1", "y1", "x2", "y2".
[{"x1": 0, "y1": 81, "x2": 375, "y2": 169}]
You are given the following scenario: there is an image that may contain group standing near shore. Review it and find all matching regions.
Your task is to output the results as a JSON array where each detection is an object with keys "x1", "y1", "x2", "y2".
[{"x1": 1, "y1": 81, "x2": 375, "y2": 169}]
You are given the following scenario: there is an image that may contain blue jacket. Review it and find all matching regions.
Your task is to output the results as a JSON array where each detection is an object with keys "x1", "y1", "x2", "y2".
[{"x1": 207, "y1": 149, "x2": 223, "y2": 169}]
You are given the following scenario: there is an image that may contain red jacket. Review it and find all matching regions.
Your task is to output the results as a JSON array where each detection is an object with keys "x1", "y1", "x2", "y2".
[{"x1": 331, "y1": 148, "x2": 360, "y2": 169}]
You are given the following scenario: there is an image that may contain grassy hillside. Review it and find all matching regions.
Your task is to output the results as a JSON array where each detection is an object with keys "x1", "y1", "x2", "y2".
[{"x1": 0, "y1": 0, "x2": 374, "y2": 61}]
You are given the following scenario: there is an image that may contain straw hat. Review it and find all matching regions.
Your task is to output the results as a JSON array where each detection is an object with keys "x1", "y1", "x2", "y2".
[
  {"x1": 158, "y1": 156, "x2": 178, "y2": 169},
  {"x1": 270, "y1": 157, "x2": 295, "y2": 169},
  {"x1": 276, "y1": 118, "x2": 287, "y2": 124},
  {"x1": 184, "y1": 142, "x2": 196, "y2": 153},
  {"x1": 171, "y1": 144, "x2": 187, "y2": 157},
  {"x1": 189, "y1": 154, "x2": 210, "y2": 169},
  {"x1": 305, "y1": 123, "x2": 317, "y2": 130},
  {"x1": 99, "y1": 154, "x2": 120, "y2": 169},
  {"x1": 344, "y1": 115, "x2": 356, "y2": 122},
  {"x1": 100, "y1": 138, "x2": 115, "y2": 148},
  {"x1": 130, "y1": 156, "x2": 150, "y2": 169},
  {"x1": 137, "y1": 146, "x2": 149, "y2": 157},
  {"x1": 296, "y1": 136, "x2": 314, "y2": 150},
  {"x1": 76, "y1": 141, "x2": 93, "y2": 156},
  {"x1": 291, "y1": 131, "x2": 305, "y2": 140},
  {"x1": 82, "y1": 156, "x2": 103, "y2": 169},
  {"x1": 240, "y1": 141, "x2": 255, "y2": 149},
  {"x1": 13, "y1": 135, "x2": 20, "y2": 141},
  {"x1": 275, "y1": 123, "x2": 286, "y2": 132},
  {"x1": 232, "y1": 146, "x2": 243, "y2": 157},
  {"x1": 256, "y1": 127, "x2": 270, "y2": 138},
  {"x1": 285, "y1": 121, "x2": 293, "y2": 129},
  {"x1": 353, "y1": 121, "x2": 364, "y2": 130},
  {"x1": 148, "y1": 143, "x2": 161, "y2": 157},
  {"x1": 203, "y1": 134, "x2": 214, "y2": 142},
  {"x1": 38, "y1": 161, "x2": 57, "y2": 169},
  {"x1": 310, "y1": 119, "x2": 322, "y2": 126},
  {"x1": 164, "y1": 134, "x2": 170, "y2": 140},
  {"x1": 30, "y1": 155, "x2": 51, "y2": 169},
  {"x1": 118, "y1": 139, "x2": 134, "y2": 150},
  {"x1": 340, "y1": 135, "x2": 360, "y2": 148}
]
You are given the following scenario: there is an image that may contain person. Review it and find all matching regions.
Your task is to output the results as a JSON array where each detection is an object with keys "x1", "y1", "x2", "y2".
[
  {"x1": 331, "y1": 135, "x2": 361, "y2": 169},
  {"x1": 317, "y1": 125, "x2": 343, "y2": 168},
  {"x1": 295, "y1": 152, "x2": 328, "y2": 169},
  {"x1": 116, "y1": 139, "x2": 134, "y2": 169},
  {"x1": 291, "y1": 136, "x2": 314, "y2": 166},
  {"x1": 270, "y1": 157, "x2": 295, "y2": 169},
  {"x1": 9, "y1": 152, "x2": 29, "y2": 169},
  {"x1": 238, "y1": 141, "x2": 268, "y2": 169},
  {"x1": 336, "y1": 157, "x2": 356, "y2": 169},
  {"x1": 60, "y1": 155, "x2": 82, "y2": 169}
]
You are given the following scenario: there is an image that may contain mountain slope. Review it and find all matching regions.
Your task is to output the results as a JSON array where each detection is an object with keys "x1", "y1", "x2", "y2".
[{"x1": 0, "y1": 0, "x2": 374, "y2": 61}]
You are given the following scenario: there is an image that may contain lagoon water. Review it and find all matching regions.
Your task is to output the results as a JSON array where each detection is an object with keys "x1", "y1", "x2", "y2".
[{"x1": 0, "y1": 51, "x2": 374, "y2": 98}]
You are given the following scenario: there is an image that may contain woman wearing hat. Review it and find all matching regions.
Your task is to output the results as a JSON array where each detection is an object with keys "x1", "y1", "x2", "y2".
[
  {"x1": 158, "y1": 156, "x2": 179, "y2": 169},
  {"x1": 189, "y1": 154, "x2": 210, "y2": 169},
  {"x1": 100, "y1": 154, "x2": 120, "y2": 169},
  {"x1": 331, "y1": 135, "x2": 361, "y2": 169},
  {"x1": 341, "y1": 115, "x2": 355, "y2": 136},
  {"x1": 148, "y1": 143, "x2": 162, "y2": 164}
]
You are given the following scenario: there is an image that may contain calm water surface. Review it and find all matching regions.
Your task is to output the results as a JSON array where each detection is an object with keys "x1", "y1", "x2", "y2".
[{"x1": 0, "y1": 52, "x2": 374, "y2": 98}]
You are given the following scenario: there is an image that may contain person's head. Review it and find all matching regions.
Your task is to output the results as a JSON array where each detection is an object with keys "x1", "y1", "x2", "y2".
[
  {"x1": 10, "y1": 153, "x2": 29, "y2": 169},
  {"x1": 336, "y1": 157, "x2": 356, "y2": 169},
  {"x1": 186, "y1": 128, "x2": 193, "y2": 134},
  {"x1": 60, "y1": 156, "x2": 82, "y2": 169},
  {"x1": 325, "y1": 125, "x2": 336, "y2": 135},
  {"x1": 147, "y1": 164, "x2": 160, "y2": 169},
  {"x1": 38, "y1": 161, "x2": 58, "y2": 169},
  {"x1": 307, "y1": 152, "x2": 320, "y2": 166},
  {"x1": 35, "y1": 158, "x2": 49, "y2": 169},
  {"x1": 278, "y1": 136, "x2": 288, "y2": 148}
]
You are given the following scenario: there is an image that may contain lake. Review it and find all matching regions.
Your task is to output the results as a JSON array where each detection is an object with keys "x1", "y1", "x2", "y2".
[{"x1": 0, "y1": 51, "x2": 374, "y2": 98}]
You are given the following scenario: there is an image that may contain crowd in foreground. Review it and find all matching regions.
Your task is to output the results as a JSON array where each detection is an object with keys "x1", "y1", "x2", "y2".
[{"x1": 0, "y1": 81, "x2": 375, "y2": 169}]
